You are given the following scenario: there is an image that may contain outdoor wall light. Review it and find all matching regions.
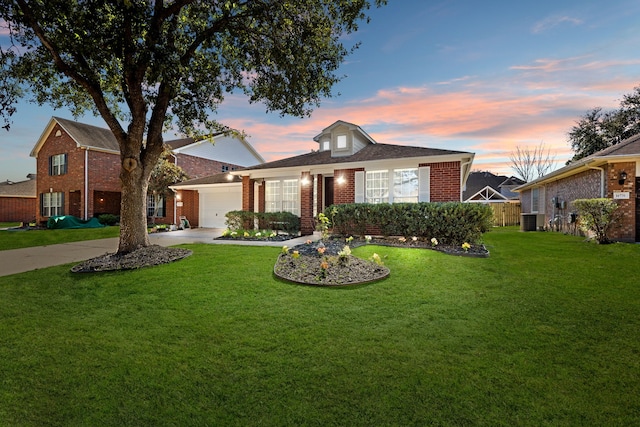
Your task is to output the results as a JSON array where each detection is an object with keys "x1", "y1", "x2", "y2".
[
  {"x1": 336, "y1": 175, "x2": 346, "y2": 185},
  {"x1": 619, "y1": 171, "x2": 628, "y2": 185},
  {"x1": 300, "y1": 177, "x2": 310, "y2": 186},
  {"x1": 226, "y1": 173, "x2": 234, "y2": 181}
]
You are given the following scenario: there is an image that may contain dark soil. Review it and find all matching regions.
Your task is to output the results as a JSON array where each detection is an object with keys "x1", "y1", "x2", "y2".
[{"x1": 70, "y1": 245, "x2": 192, "y2": 273}]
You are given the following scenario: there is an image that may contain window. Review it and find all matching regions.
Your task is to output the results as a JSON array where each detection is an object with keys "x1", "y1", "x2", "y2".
[
  {"x1": 49, "y1": 154, "x2": 67, "y2": 176},
  {"x1": 531, "y1": 188, "x2": 540, "y2": 212},
  {"x1": 336, "y1": 134, "x2": 347, "y2": 149},
  {"x1": 321, "y1": 140, "x2": 330, "y2": 151},
  {"x1": 393, "y1": 168, "x2": 419, "y2": 203},
  {"x1": 41, "y1": 192, "x2": 64, "y2": 217},
  {"x1": 265, "y1": 179, "x2": 299, "y2": 215},
  {"x1": 222, "y1": 165, "x2": 229, "y2": 172},
  {"x1": 366, "y1": 170, "x2": 389, "y2": 204},
  {"x1": 147, "y1": 194, "x2": 165, "y2": 217}
]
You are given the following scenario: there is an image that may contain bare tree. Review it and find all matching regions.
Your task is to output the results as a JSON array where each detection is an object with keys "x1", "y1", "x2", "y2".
[{"x1": 510, "y1": 143, "x2": 556, "y2": 182}]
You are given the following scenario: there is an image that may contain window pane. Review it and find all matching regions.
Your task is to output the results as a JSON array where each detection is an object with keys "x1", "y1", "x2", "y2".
[
  {"x1": 393, "y1": 168, "x2": 418, "y2": 203},
  {"x1": 366, "y1": 170, "x2": 389, "y2": 204},
  {"x1": 336, "y1": 135, "x2": 347, "y2": 149},
  {"x1": 282, "y1": 179, "x2": 299, "y2": 216}
]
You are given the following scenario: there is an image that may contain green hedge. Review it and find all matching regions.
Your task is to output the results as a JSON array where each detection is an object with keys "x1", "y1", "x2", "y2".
[
  {"x1": 225, "y1": 211, "x2": 300, "y2": 235},
  {"x1": 328, "y1": 202, "x2": 493, "y2": 245}
]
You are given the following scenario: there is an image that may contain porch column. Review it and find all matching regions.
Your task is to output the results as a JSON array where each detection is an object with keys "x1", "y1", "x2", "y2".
[
  {"x1": 242, "y1": 176, "x2": 254, "y2": 212},
  {"x1": 300, "y1": 171, "x2": 314, "y2": 235}
]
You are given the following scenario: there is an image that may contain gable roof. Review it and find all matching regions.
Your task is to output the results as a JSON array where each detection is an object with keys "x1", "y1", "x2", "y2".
[
  {"x1": 30, "y1": 118, "x2": 263, "y2": 164},
  {"x1": 514, "y1": 133, "x2": 640, "y2": 192},
  {"x1": 0, "y1": 177, "x2": 37, "y2": 198},
  {"x1": 238, "y1": 142, "x2": 471, "y2": 172}
]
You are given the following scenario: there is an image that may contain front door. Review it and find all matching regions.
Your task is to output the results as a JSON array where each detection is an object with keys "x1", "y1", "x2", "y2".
[
  {"x1": 636, "y1": 178, "x2": 640, "y2": 242},
  {"x1": 324, "y1": 177, "x2": 334, "y2": 208}
]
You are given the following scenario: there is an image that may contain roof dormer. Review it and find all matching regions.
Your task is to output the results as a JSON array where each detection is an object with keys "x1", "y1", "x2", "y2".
[{"x1": 313, "y1": 120, "x2": 376, "y2": 157}]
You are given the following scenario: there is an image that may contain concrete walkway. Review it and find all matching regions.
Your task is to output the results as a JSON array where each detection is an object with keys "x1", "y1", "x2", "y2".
[{"x1": 0, "y1": 228, "x2": 317, "y2": 277}]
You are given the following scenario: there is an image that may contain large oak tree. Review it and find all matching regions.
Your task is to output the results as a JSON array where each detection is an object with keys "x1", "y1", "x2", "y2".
[{"x1": 0, "y1": 0, "x2": 385, "y2": 253}]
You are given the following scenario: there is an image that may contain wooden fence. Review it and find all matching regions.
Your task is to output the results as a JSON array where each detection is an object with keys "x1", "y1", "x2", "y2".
[{"x1": 487, "y1": 202, "x2": 521, "y2": 227}]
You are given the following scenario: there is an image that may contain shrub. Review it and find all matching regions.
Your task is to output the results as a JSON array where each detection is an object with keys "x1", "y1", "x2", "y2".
[
  {"x1": 573, "y1": 198, "x2": 622, "y2": 244},
  {"x1": 97, "y1": 214, "x2": 119, "y2": 226},
  {"x1": 327, "y1": 202, "x2": 493, "y2": 245},
  {"x1": 225, "y1": 211, "x2": 300, "y2": 235}
]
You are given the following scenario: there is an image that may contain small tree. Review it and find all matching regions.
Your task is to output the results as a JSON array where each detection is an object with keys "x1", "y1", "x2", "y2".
[
  {"x1": 148, "y1": 147, "x2": 188, "y2": 225},
  {"x1": 573, "y1": 198, "x2": 622, "y2": 244},
  {"x1": 509, "y1": 143, "x2": 556, "y2": 182}
]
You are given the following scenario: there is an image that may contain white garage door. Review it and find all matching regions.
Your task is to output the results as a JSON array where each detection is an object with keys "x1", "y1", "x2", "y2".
[{"x1": 199, "y1": 184, "x2": 242, "y2": 228}]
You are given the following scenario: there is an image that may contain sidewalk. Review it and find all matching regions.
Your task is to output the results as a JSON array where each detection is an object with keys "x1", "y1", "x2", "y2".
[{"x1": 0, "y1": 228, "x2": 317, "y2": 277}]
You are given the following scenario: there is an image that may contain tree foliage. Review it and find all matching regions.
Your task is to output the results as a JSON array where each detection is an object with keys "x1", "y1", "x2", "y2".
[
  {"x1": 148, "y1": 146, "x2": 189, "y2": 224},
  {"x1": 568, "y1": 86, "x2": 640, "y2": 163},
  {"x1": 0, "y1": 0, "x2": 386, "y2": 252},
  {"x1": 509, "y1": 143, "x2": 556, "y2": 182}
]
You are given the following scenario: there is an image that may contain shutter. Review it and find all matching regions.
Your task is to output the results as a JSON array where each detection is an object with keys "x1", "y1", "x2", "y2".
[
  {"x1": 40, "y1": 193, "x2": 44, "y2": 216},
  {"x1": 354, "y1": 171, "x2": 365, "y2": 203},
  {"x1": 161, "y1": 196, "x2": 166, "y2": 217},
  {"x1": 418, "y1": 166, "x2": 430, "y2": 202},
  {"x1": 60, "y1": 192, "x2": 65, "y2": 215},
  {"x1": 63, "y1": 154, "x2": 68, "y2": 174},
  {"x1": 48, "y1": 156, "x2": 53, "y2": 176}
]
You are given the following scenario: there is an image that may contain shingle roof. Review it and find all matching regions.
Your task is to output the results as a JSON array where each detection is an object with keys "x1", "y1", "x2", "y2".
[
  {"x1": 0, "y1": 177, "x2": 37, "y2": 198},
  {"x1": 53, "y1": 117, "x2": 199, "y2": 152},
  {"x1": 239, "y1": 143, "x2": 470, "y2": 172},
  {"x1": 171, "y1": 173, "x2": 242, "y2": 187},
  {"x1": 54, "y1": 117, "x2": 120, "y2": 152},
  {"x1": 463, "y1": 172, "x2": 507, "y2": 200}
]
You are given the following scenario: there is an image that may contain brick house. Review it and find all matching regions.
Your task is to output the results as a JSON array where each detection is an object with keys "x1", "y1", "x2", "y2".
[
  {"x1": 217, "y1": 120, "x2": 475, "y2": 234},
  {"x1": 514, "y1": 133, "x2": 640, "y2": 242},
  {"x1": 30, "y1": 117, "x2": 263, "y2": 226},
  {"x1": 0, "y1": 174, "x2": 37, "y2": 223}
]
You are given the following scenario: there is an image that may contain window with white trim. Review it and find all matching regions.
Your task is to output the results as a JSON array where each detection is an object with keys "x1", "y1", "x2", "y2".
[
  {"x1": 366, "y1": 170, "x2": 389, "y2": 204},
  {"x1": 147, "y1": 194, "x2": 165, "y2": 217},
  {"x1": 336, "y1": 134, "x2": 347, "y2": 149},
  {"x1": 41, "y1": 192, "x2": 64, "y2": 217},
  {"x1": 265, "y1": 179, "x2": 299, "y2": 215},
  {"x1": 393, "y1": 168, "x2": 419, "y2": 203},
  {"x1": 49, "y1": 153, "x2": 67, "y2": 176},
  {"x1": 531, "y1": 188, "x2": 540, "y2": 213}
]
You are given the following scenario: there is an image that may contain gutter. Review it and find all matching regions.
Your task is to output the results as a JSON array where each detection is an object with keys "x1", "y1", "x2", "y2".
[{"x1": 84, "y1": 148, "x2": 89, "y2": 219}]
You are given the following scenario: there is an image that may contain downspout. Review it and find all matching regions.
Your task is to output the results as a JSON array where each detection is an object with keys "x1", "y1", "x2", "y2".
[
  {"x1": 84, "y1": 148, "x2": 89, "y2": 219},
  {"x1": 170, "y1": 152, "x2": 178, "y2": 225}
]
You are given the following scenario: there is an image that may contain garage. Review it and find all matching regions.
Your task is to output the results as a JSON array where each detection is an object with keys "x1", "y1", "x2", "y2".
[{"x1": 198, "y1": 184, "x2": 242, "y2": 228}]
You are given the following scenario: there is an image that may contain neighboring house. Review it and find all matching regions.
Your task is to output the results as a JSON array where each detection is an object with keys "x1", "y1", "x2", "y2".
[
  {"x1": 463, "y1": 171, "x2": 524, "y2": 202},
  {"x1": 174, "y1": 120, "x2": 474, "y2": 233},
  {"x1": 30, "y1": 117, "x2": 264, "y2": 226},
  {"x1": 0, "y1": 174, "x2": 37, "y2": 223},
  {"x1": 514, "y1": 133, "x2": 640, "y2": 242},
  {"x1": 463, "y1": 171, "x2": 524, "y2": 227}
]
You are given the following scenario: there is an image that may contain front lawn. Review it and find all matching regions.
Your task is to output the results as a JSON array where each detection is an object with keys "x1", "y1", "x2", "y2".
[
  {"x1": 0, "y1": 228, "x2": 638, "y2": 425},
  {"x1": 0, "y1": 226, "x2": 120, "y2": 250}
]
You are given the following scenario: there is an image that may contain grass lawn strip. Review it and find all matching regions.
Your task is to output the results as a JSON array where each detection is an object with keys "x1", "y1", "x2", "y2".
[{"x1": 0, "y1": 228, "x2": 638, "y2": 425}]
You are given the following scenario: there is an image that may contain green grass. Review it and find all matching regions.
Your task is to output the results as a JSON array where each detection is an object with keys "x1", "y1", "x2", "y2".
[
  {"x1": 0, "y1": 222, "x2": 21, "y2": 228},
  {"x1": 0, "y1": 228, "x2": 638, "y2": 425},
  {"x1": 0, "y1": 226, "x2": 120, "y2": 250}
]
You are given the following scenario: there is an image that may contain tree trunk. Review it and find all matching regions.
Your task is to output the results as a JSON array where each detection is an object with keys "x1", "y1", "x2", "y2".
[{"x1": 118, "y1": 158, "x2": 151, "y2": 253}]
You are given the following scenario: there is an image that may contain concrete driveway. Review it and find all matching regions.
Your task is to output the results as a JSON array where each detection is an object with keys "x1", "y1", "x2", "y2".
[{"x1": 0, "y1": 228, "x2": 314, "y2": 277}]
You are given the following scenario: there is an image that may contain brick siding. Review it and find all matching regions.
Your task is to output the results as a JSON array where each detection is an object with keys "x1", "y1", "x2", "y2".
[
  {"x1": 0, "y1": 197, "x2": 36, "y2": 222},
  {"x1": 421, "y1": 161, "x2": 461, "y2": 202}
]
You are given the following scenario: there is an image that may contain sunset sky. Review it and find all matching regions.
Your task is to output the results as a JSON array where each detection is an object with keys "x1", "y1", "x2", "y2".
[{"x1": 2, "y1": 0, "x2": 640, "y2": 182}]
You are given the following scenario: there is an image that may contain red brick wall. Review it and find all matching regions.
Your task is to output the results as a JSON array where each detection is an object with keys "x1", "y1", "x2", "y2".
[
  {"x1": 333, "y1": 168, "x2": 363, "y2": 205},
  {"x1": 0, "y1": 197, "x2": 36, "y2": 222},
  {"x1": 606, "y1": 162, "x2": 635, "y2": 241},
  {"x1": 176, "y1": 190, "x2": 199, "y2": 227},
  {"x1": 421, "y1": 161, "x2": 461, "y2": 202},
  {"x1": 242, "y1": 176, "x2": 255, "y2": 211},
  {"x1": 300, "y1": 172, "x2": 314, "y2": 234}
]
